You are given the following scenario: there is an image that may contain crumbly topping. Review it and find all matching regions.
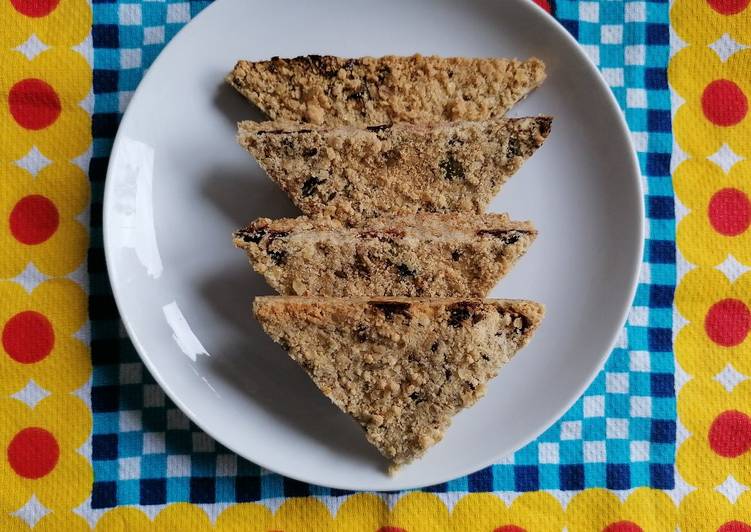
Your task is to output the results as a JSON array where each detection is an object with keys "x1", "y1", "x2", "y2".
[
  {"x1": 227, "y1": 54, "x2": 546, "y2": 126},
  {"x1": 238, "y1": 117, "x2": 552, "y2": 222},
  {"x1": 254, "y1": 297, "x2": 545, "y2": 466},
  {"x1": 234, "y1": 213, "x2": 537, "y2": 297}
]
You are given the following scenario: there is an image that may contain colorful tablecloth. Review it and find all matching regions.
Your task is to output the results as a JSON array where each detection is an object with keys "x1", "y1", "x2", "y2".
[{"x1": 1, "y1": 0, "x2": 749, "y2": 528}]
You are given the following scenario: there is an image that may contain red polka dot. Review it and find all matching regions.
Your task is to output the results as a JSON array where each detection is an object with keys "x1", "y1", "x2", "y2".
[
  {"x1": 707, "y1": 0, "x2": 750, "y2": 15},
  {"x1": 377, "y1": 528, "x2": 407, "y2": 532},
  {"x1": 8, "y1": 78, "x2": 61, "y2": 130},
  {"x1": 705, "y1": 299, "x2": 751, "y2": 347},
  {"x1": 2, "y1": 311, "x2": 54, "y2": 364},
  {"x1": 9, "y1": 195, "x2": 60, "y2": 245},
  {"x1": 718, "y1": 521, "x2": 751, "y2": 532},
  {"x1": 603, "y1": 522, "x2": 644, "y2": 532},
  {"x1": 10, "y1": 0, "x2": 60, "y2": 17},
  {"x1": 709, "y1": 188, "x2": 751, "y2": 236},
  {"x1": 702, "y1": 80, "x2": 749, "y2": 127},
  {"x1": 495, "y1": 526, "x2": 527, "y2": 532},
  {"x1": 7, "y1": 427, "x2": 59, "y2": 479},
  {"x1": 709, "y1": 410, "x2": 751, "y2": 457}
]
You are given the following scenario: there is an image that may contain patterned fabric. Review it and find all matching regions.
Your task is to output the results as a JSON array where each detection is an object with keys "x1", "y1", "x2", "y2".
[
  {"x1": 10, "y1": 0, "x2": 751, "y2": 528},
  {"x1": 87, "y1": 0, "x2": 675, "y2": 508}
]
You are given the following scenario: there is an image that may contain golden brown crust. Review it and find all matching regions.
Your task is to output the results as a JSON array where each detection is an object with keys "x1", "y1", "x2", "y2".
[
  {"x1": 238, "y1": 117, "x2": 552, "y2": 221},
  {"x1": 227, "y1": 54, "x2": 546, "y2": 126},
  {"x1": 234, "y1": 213, "x2": 537, "y2": 297},
  {"x1": 253, "y1": 296, "x2": 544, "y2": 466}
]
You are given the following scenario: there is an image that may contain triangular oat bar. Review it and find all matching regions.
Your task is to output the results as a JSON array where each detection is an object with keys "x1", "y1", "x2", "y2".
[
  {"x1": 238, "y1": 117, "x2": 551, "y2": 221},
  {"x1": 253, "y1": 296, "x2": 544, "y2": 468},
  {"x1": 227, "y1": 55, "x2": 546, "y2": 126},
  {"x1": 235, "y1": 213, "x2": 537, "y2": 297}
]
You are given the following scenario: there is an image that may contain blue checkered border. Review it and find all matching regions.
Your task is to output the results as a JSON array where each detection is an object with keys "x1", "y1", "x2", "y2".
[{"x1": 88, "y1": 0, "x2": 676, "y2": 507}]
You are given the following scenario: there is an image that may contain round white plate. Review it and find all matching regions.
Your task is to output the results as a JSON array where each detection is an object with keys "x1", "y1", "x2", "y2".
[{"x1": 104, "y1": 0, "x2": 643, "y2": 491}]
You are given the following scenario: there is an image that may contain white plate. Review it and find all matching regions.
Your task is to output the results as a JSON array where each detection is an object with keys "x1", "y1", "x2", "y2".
[{"x1": 104, "y1": 0, "x2": 643, "y2": 491}]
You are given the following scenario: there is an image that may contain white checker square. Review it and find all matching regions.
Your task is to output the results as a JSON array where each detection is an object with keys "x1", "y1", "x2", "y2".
[
  {"x1": 495, "y1": 452, "x2": 515, "y2": 465},
  {"x1": 626, "y1": 2, "x2": 646, "y2": 22},
  {"x1": 627, "y1": 88, "x2": 648, "y2": 108},
  {"x1": 216, "y1": 454, "x2": 237, "y2": 477},
  {"x1": 143, "y1": 432, "x2": 165, "y2": 454},
  {"x1": 167, "y1": 408, "x2": 190, "y2": 430},
  {"x1": 579, "y1": 2, "x2": 599, "y2": 22},
  {"x1": 630, "y1": 351, "x2": 651, "y2": 372},
  {"x1": 538, "y1": 443, "x2": 560, "y2": 464},
  {"x1": 630, "y1": 396, "x2": 652, "y2": 418},
  {"x1": 119, "y1": 91, "x2": 134, "y2": 113},
  {"x1": 581, "y1": 45, "x2": 600, "y2": 66},
  {"x1": 584, "y1": 395, "x2": 605, "y2": 417},
  {"x1": 606, "y1": 418, "x2": 629, "y2": 439},
  {"x1": 602, "y1": 68, "x2": 624, "y2": 87},
  {"x1": 118, "y1": 3, "x2": 142, "y2": 25},
  {"x1": 583, "y1": 441, "x2": 606, "y2": 462},
  {"x1": 144, "y1": 26, "x2": 165, "y2": 45},
  {"x1": 166, "y1": 3, "x2": 190, "y2": 23},
  {"x1": 119, "y1": 410, "x2": 142, "y2": 432},
  {"x1": 601, "y1": 25, "x2": 623, "y2": 44},
  {"x1": 118, "y1": 457, "x2": 141, "y2": 480},
  {"x1": 192, "y1": 432, "x2": 216, "y2": 452},
  {"x1": 120, "y1": 49, "x2": 142, "y2": 70},
  {"x1": 626, "y1": 45, "x2": 646, "y2": 65},
  {"x1": 561, "y1": 420, "x2": 582, "y2": 440},
  {"x1": 614, "y1": 328, "x2": 628, "y2": 349},
  {"x1": 628, "y1": 306, "x2": 649, "y2": 327},
  {"x1": 630, "y1": 441, "x2": 650, "y2": 462},
  {"x1": 167, "y1": 455, "x2": 191, "y2": 476},
  {"x1": 638, "y1": 261, "x2": 652, "y2": 284},
  {"x1": 119, "y1": 363, "x2": 142, "y2": 384},
  {"x1": 606, "y1": 372, "x2": 629, "y2": 394},
  {"x1": 143, "y1": 384, "x2": 165, "y2": 407}
]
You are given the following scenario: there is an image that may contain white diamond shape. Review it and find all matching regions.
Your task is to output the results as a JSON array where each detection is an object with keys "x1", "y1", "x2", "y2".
[
  {"x1": 12, "y1": 262, "x2": 49, "y2": 293},
  {"x1": 14, "y1": 34, "x2": 48, "y2": 61},
  {"x1": 15, "y1": 147, "x2": 51, "y2": 177},
  {"x1": 666, "y1": 471, "x2": 695, "y2": 505},
  {"x1": 670, "y1": 25, "x2": 688, "y2": 53},
  {"x1": 13, "y1": 495, "x2": 49, "y2": 527},
  {"x1": 708, "y1": 143, "x2": 744, "y2": 173},
  {"x1": 73, "y1": 320, "x2": 90, "y2": 344},
  {"x1": 79, "y1": 90, "x2": 94, "y2": 115},
  {"x1": 717, "y1": 254, "x2": 751, "y2": 283},
  {"x1": 709, "y1": 33, "x2": 748, "y2": 62},
  {"x1": 717, "y1": 474, "x2": 749, "y2": 503},
  {"x1": 67, "y1": 261, "x2": 88, "y2": 291},
  {"x1": 671, "y1": 139, "x2": 689, "y2": 174},
  {"x1": 674, "y1": 197, "x2": 690, "y2": 224},
  {"x1": 715, "y1": 363, "x2": 749, "y2": 392},
  {"x1": 72, "y1": 145, "x2": 92, "y2": 173},
  {"x1": 674, "y1": 362, "x2": 691, "y2": 391},
  {"x1": 72, "y1": 35, "x2": 93, "y2": 67},
  {"x1": 11, "y1": 380, "x2": 50, "y2": 407}
]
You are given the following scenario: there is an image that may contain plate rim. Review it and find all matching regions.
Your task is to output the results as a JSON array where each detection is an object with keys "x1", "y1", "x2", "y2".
[{"x1": 102, "y1": 0, "x2": 645, "y2": 490}]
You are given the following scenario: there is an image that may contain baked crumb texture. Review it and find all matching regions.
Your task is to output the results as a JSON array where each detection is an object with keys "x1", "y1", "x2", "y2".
[
  {"x1": 254, "y1": 296, "x2": 544, "y2": 467},
  {"x1": 234, "y1": 213, "x2": 537, "y2": 298},
  {"x1": 227, "y1": 55, "x2": 546, "y2": 126},
  {"x1": 237, "y1": 117, "x2": 552, "y2": 221},
  {"x1": 231, "y1": 54, "x2": 549, "y2": 470}
]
